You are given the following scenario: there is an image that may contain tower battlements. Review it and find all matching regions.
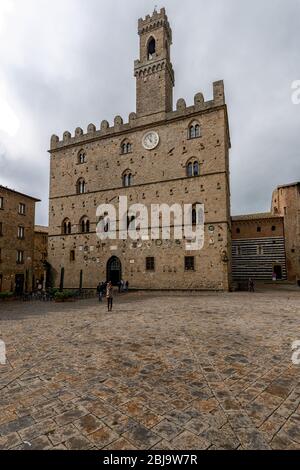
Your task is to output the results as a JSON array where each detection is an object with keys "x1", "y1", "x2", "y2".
[{"x1": 138, "y1": 8, "x2": 172, "y2": 40}]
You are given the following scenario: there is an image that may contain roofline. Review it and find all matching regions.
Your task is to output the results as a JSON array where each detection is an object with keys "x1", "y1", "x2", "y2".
[
  {"x1": 231, "y1": 213, "x2": 284, "y2": 221},
  {"x1": 277, "y1": 181, "x2": 300, "y2": 190},
  {"x1": 34, "y1": 225, "x2": 49, "y2": 233},
  {"x1": 48, "y1": 104, "x2": 228, "y2": 153},
  {"x1": 0, "y1": 185, "x2": 41, "y2": 202}
]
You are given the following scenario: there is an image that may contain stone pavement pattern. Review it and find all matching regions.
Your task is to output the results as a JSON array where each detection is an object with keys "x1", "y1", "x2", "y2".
[{"x1": 0, "y1": 289, "x2": 300, "y2": 450}]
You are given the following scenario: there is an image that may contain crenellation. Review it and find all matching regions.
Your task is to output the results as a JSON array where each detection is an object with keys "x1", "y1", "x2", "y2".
[
  {"x1": 114, "y1": 115, "x2": 123, "y2": 127},
  {"x1": 87, "y1": 123, "x2": 96, "y2": 133},
  {"x1": 194, "y1": 92, "x2": 204, "y2": 107},
  {"x1": 63, "y1": 131, "x2": 71, "y2": 142},
  {"x1": 75, "y1": 127, "x2": 84, "y2": 137},
  {"x1": 50, "y1": 135, "x2": 59, "y2": 149},
  {"x1": 176, "y1": 98, "x2": 186, "y2": 111},
  {"x1": 138, "y1": 8, "x2": 171, "y2": 39},
  {"x1": 213, "y1": 80, "x2": 225, "y2": 105},
  {"x1": 129, "y1": 112, "x2": 137, "y2": 124},
  {"x1": 50, "y1": 82, "x2": 226, "y2": 151},
  {"x1": 101, "y1": 119, "x2": 109, "y2": 131}
]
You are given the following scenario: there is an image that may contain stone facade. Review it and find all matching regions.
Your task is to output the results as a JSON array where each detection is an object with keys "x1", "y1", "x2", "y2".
[
  {"x1": 231, "y1": 213, "x2": 287, "y2": 281},
  {"x1": 33, "y1": 225, "x2": 49, "y2": 289},
  {"x1": 0, "y1": 186, "x2": 40, "y2": 294},
  {"x1": 48, "y1": 8, "x2": 231, "y2": 291},
  {"x1": 271, "y1": 182, "x2": 300, "y2": 282},
  {"x1": 231, "y1": 181, "x2": 300, "y2": 283}
]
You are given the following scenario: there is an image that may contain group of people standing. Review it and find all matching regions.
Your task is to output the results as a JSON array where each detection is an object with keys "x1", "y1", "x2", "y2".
[{"x1": 96, "y1": 279, "x2": 129, "y2": 312}]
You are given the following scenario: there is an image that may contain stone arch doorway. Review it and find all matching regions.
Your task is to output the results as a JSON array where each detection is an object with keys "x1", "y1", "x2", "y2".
[{"x1": 107, "y1": 256, "x2": 122, "y2": 286}]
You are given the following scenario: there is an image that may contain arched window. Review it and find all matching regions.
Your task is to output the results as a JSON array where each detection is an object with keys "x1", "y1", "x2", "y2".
[
  {"x1": 80, "y1": 216, "x2": 90, "y2": 233},
  {"x1": 186, "y1": 159, "x2": 200, "y2": 177},
  {"x1": 191, "y1": 203, "x2": 202, "y2": 226},
  {"x1": 78, "y1": 150, "x2": 86, "y2": 164},
  {"x1": 76, "y1": 178, "x2": 86, "y2": 194},
  {"x1": 122, "y1": 171, "x2": 133, "y2": 187},
  {"x1": 121, "y1": 140, "x2": 132, "y2": 155},
  {"x1": 148, "y1": 37, "x2": 156, "y2": 60},
  {"x1": 62, "y1": 218, "x2": 71, "y2": 235},
  {"x1": 188, "y1": 122, "x2": 201, "y2": 139}
]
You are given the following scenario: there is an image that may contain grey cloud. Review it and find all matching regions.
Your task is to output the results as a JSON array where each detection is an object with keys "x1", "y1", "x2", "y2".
[{"x1": 0, "y1": 0, "x2": 299, "y2": 225}]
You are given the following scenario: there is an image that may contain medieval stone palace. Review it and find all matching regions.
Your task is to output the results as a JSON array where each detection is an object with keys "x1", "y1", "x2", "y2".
[{"x1": 48, "y1": 8, "x2": 231, "y2": 291}]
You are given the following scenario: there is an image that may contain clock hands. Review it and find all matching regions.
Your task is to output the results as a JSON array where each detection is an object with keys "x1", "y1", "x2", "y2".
[{"x1": 143, "y1": 131, "x2": 159, "y2": 149}]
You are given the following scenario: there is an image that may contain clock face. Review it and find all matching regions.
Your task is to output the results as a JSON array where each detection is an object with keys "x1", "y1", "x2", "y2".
[{"x1": 142, "y1": 131, "x2": 160, "y2": 150}]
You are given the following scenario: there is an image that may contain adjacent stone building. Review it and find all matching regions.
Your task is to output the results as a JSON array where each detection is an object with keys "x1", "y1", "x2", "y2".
[
  {"x1": 232, "y1": 212, "x2": 287, "y2": 281},
  {"x1": 33, "y1": 225, "x2": 49, "y2": 289},
  {"x1": 0, "y1": 185, "x2": 40, "y2": 294},
  {"x1": 231, "y1": 182, "x2": 300, "y2": 284},
  {"x1": 48, "y1": 8, "x2": 232, "y2": 291},
  {"x1": 272, "y1": 182, "x2": 300, "y2": 283}
]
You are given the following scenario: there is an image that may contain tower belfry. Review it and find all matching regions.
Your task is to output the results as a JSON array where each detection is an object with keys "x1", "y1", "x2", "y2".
[{"x1": 134, "y1": 8, "x2": 175, "y2": 117}]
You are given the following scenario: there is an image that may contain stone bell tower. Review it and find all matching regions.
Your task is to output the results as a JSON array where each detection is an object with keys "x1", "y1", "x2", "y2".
[{"x1": 134, "y1": 8, "x2": 175, "y2": 117}]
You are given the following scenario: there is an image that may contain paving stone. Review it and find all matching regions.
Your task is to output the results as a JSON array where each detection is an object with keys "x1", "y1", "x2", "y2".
[
  {"x1": 120, "y1": 400, "x2": 148, "y2": 419},
  {"x1": 0, "y1": 415, "x2": 35, "y2": 436},
  {"x1": 271, "y1": 430, "x2": 300, "y2": 450},
  {"x1": 259, "y1": 412, "x2": 286, "y2": 441},
  {"x1": 0, "y1": 413, "x2": 18, "y2": 427},
  {"x1": 47, "y1": 424, "x2": 79, "y2": 446},
  {"x1": 0, "y1": 432, "x2": 22, "y2": 450},
  {"x1": 19, "y1": 419, "x2": 56, "y2": 441},
  {"x1": 137, "y1": 411, "x2": 163, "y2": 428},
  {"x1": 226, "y1": 412, "x2": 254, "y2": 432},
  {"x1": 101, "y1": 412, "x2": 137, "y2": 434},
  {"x1": 281, "y1": 421, "x2": 300, "y2": 444},
  {"x1": 23, "y1": 435, "x2": 53, "y2": 450},
  {"x1": 152, "y1": 419, "x2": 182, "y2": 441},
  {"x1": 73, "y1": 414, "x2": 103, "y2": 435},
  {"x1": 192, "y1": 399, "x2": 219, "y2": 413},
  {"x1": 170, "y1": 430, "x2": 210, "y2": 450},
  {"x1": 88, "y1": 426, "x2": 119, "y2": 449},
  {"x1": 64, "y1": 435, "x2": 93, "y2": 450},
  {"x1": 238, "y1": 428, "x2": 271, "y2": 450},
  {"x1": 201, "y1": 424, "x2": 239, "y2": 450},
  {"x1": 104, "y1": 438, "x2": 138, "y2": 450},
  {"x1": 150, "y1": 440, "x2": 172, "y2": 450},
  {"x1": 54, "y1": 406, "x2": 88, "y2": 426},
  {"x1": 165, "y1": 410, "x2": 192, "y2": 426},
  {"x1": 85, "y1": 401, "x2": 115, "y2": 419},
  {"x1": 122, "y1": 422, "x2": 161, "y2": 450},
  {"x1": 1, "y1": 291, "x2": 300, "y2": 450},
  {"x1": 184, "y1": 418, "x2": 211, "y2": 436}
]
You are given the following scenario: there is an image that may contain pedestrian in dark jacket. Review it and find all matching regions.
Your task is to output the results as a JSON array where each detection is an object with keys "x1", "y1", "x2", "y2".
[
  {"x1": 106, "y1": 281, "x2": 113, "y2": 311},
  {"x1": 248, "y1": 278, "x2": 255, "y2": 293},
  {"x1": 96, "y1": 283, "x2": 102, "y2": 302}
]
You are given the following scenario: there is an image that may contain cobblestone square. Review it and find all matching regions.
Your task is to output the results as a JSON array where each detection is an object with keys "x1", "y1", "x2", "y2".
[{"x1": 1, "y1": 289, "x2": 300, "y2": 450}]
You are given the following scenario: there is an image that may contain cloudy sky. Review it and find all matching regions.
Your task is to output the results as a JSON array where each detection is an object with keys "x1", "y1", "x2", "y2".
[{"x1": 0, "y1": 0, "x2": 299, "y2": 226}]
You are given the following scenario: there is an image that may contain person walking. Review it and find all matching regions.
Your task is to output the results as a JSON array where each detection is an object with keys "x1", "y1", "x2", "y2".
[
  {"x1": 248, "y1": 278, "x2": 255, "y2": 293},
  {"x1": 97, "y1": 282, "x2": 102, "y2": 302},
  {"x1": 106, "y1": 281, "x2": 113, "y2": 312}
]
